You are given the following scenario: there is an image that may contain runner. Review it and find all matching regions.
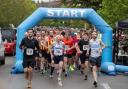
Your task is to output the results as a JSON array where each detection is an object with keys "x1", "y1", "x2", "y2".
[
  {"x1": 89, "y1": 31, "x2": 105, "y2": 87},
  {"x1": 20, "y1": 29, "x2": 39, "y2": 88},
  {"x1": 77, "y1": 32, "x2": 90, "y2": 80},
  {"x1": 34, "y1": 32, "x2": 41, "y2": 71},
  {"x1": 50, "y1": 35, "x2": 65, "y2": 86},
  {"x1": 63, "y1": 33, "x2": 74, "y2": 76},
  {"x1": 71, "y1": 32, "x2": 79, "y2": 69},
  {"x1": 39, "y1": 30, "x2": 47, "y2": 74},
  {"x1": 46, "y1": 30, "x2": 55, "y2": 78}
]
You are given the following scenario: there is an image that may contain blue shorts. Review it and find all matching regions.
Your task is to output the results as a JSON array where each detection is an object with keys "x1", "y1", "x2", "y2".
[
  {"x1": 89, "y1": 56, "x2": 101, "y2": 67},
  {"x1": 53, "y1": 55, "x2": 64, "y2": 64}
]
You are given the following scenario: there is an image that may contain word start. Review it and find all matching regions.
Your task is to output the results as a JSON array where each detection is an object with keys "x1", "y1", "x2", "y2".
[{"x1": 47, "y1": 9, "x2": 85, "y2": 17}]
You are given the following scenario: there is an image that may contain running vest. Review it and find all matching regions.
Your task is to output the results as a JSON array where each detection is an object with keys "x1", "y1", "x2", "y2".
[
  {"x1": 40, "y1": 40, "x2": 46, "y2": 51},
  {"x1": 46, "y1": 37, "x2": 54, "y2": 53},
  {"x1": 52, "y1": 42, "x2": 64, "y2": 56},
  {"x1": 89, "y1": 39, "x2": 101, "y2": 57}
]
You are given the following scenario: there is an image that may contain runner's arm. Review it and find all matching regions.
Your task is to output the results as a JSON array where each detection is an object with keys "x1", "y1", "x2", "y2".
[
  {"x1": 35, "y1": 40, "x2": 40, "y2": 50},
  {"x1": 99, "y1": 40, "x2": 106, "y2": 50},
  {"x1": 19, "y1": 38, "x2": 25, "y2": 50},
  {"x1": 49, "y1": 44, "x2": 54, "y2": 59}
]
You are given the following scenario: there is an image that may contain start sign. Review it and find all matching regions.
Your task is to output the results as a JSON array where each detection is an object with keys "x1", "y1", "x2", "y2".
[
  {"x1": 47, "y1": 9, "x2": 85, "y2": 18},
  {"x1": 15, "y1": 7, "x2": 114, "y2": 75}
]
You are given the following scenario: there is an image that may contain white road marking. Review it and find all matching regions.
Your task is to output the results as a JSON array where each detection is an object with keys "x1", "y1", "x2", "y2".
[{"x1": 100, "y1": 83, "x2": 111, "y2": 89}]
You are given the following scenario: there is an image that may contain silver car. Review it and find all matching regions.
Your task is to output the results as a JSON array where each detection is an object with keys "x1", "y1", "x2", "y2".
[{"x1": 0, "y1": 30, "x2": 5, "y2": 65}]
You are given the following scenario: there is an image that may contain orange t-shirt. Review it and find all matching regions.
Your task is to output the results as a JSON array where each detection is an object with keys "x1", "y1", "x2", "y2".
[{"x1": 63, "y1": 37, "x2": 73, "y2": 54}]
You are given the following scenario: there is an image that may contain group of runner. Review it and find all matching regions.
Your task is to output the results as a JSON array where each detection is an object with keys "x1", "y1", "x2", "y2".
[{"x1": 20, "y1": 27, "x2": 105, "y2": 88}]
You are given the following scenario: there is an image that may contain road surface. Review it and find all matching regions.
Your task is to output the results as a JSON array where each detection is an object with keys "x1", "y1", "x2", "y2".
[{"x1": 0, "y1": 56, "x2": 128, "y2": 89}]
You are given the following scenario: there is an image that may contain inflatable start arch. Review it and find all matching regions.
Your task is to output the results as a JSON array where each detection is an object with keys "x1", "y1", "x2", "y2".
[{"x1": 12, "y1": 7, "x2": 128, "y2": 75}]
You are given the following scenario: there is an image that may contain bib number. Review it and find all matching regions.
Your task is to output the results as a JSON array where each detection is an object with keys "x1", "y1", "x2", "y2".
[
  {"x1": 26, "y1": 48, "x2": 33, "y2": 55},
  {"x1": 83, "y1": 45, "x2": 89, "y2": 50},
  {"x1": 91, "y1": 50, "x2": 98, "y2": 54},
  {"x1": 91, "y1": 49, "x2": 99, "y2": 57},
  {"x1": 54, "y1": 49, "x2": 63, "y2": 56}
]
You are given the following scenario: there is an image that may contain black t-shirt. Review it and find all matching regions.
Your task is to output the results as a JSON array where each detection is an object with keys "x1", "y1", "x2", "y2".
[
  {"x1": 20, "y1": 37, "x2": 39, "y2": 58},
  {"x1": 78, "y1": 39, "x2": 89, "y2": 54}
]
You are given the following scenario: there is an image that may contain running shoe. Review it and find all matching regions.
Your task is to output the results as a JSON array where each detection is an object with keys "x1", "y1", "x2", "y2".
[
  {"x1": 69, "y1": 65, "x2": 74, "y2": 72},
  {"x1": 50, "y1": 74, "x2": 54, "y2": 78},
  {"x1": 84, "y1": 75, "x2": 88, "y2": 80},
  {"x1": 26, "y1": 83, "x2": 32, "y2": 88},
  {"x1": 58, "y1": 77, "x2": 63, "y2": 86},
  {"x1": 93, "y1": 81, "x2": 98, "y2": 87}
]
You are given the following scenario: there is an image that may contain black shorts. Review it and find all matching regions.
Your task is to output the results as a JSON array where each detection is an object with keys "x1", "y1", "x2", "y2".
[
  {"x1": 64, "y1": 54, "x2": 72, "y2": 58},
  {"x1": 53, "y1": 55, "x2": 64, "y2": 64},
  {"x1": 46, "y1": 53, "x2": 51, "y2": 63},
  {"x1": 80, "y1": 53, "x2": 89, "y2": 64},
  {"x1": 41, "y1": 50, "x2": 47, "y2": 58},
  {"x1": 22, "y1": 58, "x2": 35, "y2": 68},
  {"x1": 34, "y1": 50, "x2": 39, "y2": 57},
  {"x1": 89, "y1": 56, "x2": 101, "y2": 67},
  {"x1": 72, "y1": 51, "x2": 77, "y2": 57}
]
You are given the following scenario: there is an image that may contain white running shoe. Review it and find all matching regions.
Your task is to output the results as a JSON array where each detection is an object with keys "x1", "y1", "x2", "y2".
[
  {"x1": 50, "y1": 75, "x2": 53, "y2": 78},
  {"x1": 58, "y1": 77, "x2": 61, "y2": 81},
  {"x1": 58, "y1": 80, "x2": 63, "y2": 86},
  {"x1": 58, "y1": 77, "x2": 62, "y2": 86}
]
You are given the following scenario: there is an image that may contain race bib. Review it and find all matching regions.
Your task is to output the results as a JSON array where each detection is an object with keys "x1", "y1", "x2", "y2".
[
  {"x1": 26, "y1": 48, "x2": 33, "y2": 55},
  {"x1": 91, "y1": 49, "x2": 99, "y2": 57},
  {"x1": 91, "y1": 50, "x2": 98, "y2": 54},
  {"x1": 83, "y1": 45, "x2": 89, "y2": 50},
  {"x1": 54, "y1": 49, "x2": 63, "y2": 56}
]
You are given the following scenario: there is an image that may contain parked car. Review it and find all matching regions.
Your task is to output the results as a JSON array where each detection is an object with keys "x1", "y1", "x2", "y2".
[
  {"x1": 3, "y1": 38, "x2": 16, "y2": 55},
  {"x1": 0, "y1": 30, "x2": 5, "y2": 65},
  {"x1": 1, "y1": 28, "x2": 16, "y2": 55}
]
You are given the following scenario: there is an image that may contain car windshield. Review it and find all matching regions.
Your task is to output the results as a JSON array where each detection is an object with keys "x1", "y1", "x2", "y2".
[
  {"x1": 1, "y1": 28, "x2": 16, "y2": 42},
  {"x1": 1, "y1": 29, "x2": 15, "y2": 37}
]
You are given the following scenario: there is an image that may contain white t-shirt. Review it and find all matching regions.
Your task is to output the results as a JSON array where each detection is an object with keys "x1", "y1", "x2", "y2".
[
  {"x1": 53, "y1": 42, "x2": 64, "y2": 56},
  {"x1": 89, "y1": 39, "x2": 101, "y2": 57}
]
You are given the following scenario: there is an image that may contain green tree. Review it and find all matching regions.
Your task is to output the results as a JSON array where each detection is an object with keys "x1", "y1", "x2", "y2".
[
  {"x1": 60, "y1": 0, "x2": 103, "y2": 28},
  {"x1": 98, "y1": 0, "x2": 128, "y2": 27},
  {"x1": 61, "y1": 0, "x2": 102, "y2": 10},
  {"x1": 0, "y1": 0, "x2": 36, "y2": 27}
]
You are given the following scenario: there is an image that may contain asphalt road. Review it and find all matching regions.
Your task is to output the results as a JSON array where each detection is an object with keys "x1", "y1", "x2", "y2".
[{"x1": 0, "y1": 56, "x2": 128, "y2": 89}]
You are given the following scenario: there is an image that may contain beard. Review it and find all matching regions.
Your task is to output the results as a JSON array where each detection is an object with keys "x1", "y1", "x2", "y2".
[{"x1": 28, "y1": 35, "x2": 33, "y2": 39}]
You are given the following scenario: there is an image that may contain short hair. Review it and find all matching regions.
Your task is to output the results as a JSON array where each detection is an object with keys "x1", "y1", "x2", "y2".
[
  {"x1": 92, "y1": 31, "x2": 97, "y2": 34},
  {"x1": 27, "y1": 29, "x2": 33, "y2": 32},
  {"x1": 82, "y1": 32, "x2": 89, "y2": 36}
]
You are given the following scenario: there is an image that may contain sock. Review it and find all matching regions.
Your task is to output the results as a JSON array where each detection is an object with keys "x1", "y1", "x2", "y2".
[{"x1": 50, "y1": 67, "x2": 54, "y2": 75}]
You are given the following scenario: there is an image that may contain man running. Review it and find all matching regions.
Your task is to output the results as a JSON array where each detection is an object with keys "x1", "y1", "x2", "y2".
[
  {"x1": 40, "y1": 30, "x2": 47, "y2": 74},
  {"x1": 20, "y1": 29, "x2": 39, "y2": 88},
  {"x1": 77, "y1": 32, "x2": 90, "y2": 80},
  {"x1": 89, "y1": 31, "x2": 105, "y2": 87},
  {"x1": 63, "y1": 33, "x2": 74, "y2": 76},
  {"x1": 46, "y1": 30, "x2": 55, "y2": 78}
]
